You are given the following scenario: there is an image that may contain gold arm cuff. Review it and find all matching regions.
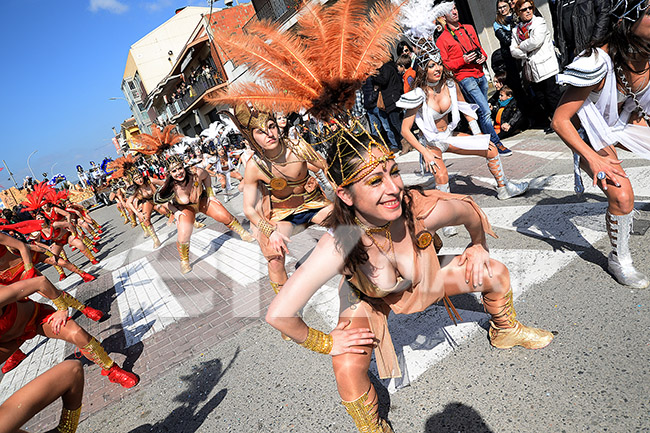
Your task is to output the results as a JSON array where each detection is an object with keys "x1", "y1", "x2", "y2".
[
  {"x1": 57, "y1": 405, "x2": 82, "y2": 433},
  {"x1": 24, "y1": 262, "x2": 34, "y2": 271},
  {"x1": 257, "y1": 219, "x2": 276, "y2": 238},
  {"x1": 51, "y1": 293, "x2": 68, "y2": 311},
  {"x1": 206, "y1": 186, "x2": 215, "y2": 198},
  {"x1": 298, "y1": 327, "x2": 333, "y2": 355}
]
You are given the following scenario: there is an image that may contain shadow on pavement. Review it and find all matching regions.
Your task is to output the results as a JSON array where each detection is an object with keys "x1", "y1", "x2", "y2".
[
  {"x1": 127, "y1": 347, "x2": 240, "y2": 433},
  {"x1": 425, "y1": 402, "x2": 493, "y2": 433}
]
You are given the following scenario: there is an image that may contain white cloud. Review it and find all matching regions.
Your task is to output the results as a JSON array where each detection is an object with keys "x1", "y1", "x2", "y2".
[
  {"x1": 143, "y1": 0, "x2": 174, "y2": 12},
  {"x1": 89, "y1": 0, "x2": 129, "y2": 14}
]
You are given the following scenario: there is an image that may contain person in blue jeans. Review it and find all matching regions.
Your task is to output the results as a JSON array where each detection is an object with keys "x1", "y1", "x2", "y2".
[{"x1": 436, "y1": 3, "x2": 513, "y2": 156}]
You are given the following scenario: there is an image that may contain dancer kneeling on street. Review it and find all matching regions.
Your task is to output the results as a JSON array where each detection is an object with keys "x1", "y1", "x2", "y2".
[{"x1": 266, "y1": 129, "x2": 553, "y2": 432}]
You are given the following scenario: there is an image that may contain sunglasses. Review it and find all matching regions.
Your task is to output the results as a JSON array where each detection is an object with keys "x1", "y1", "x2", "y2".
[{"x1": 519, "y1": 6, "x2": 533, "y2": 12}]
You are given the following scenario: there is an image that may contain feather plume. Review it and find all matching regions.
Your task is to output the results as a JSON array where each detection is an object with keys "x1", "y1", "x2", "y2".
[
  {"x1": 0, "y1": 219, "x2": 44, "y2": 235},
  {"x1": 400, "y1": 0, "x2": 438, "y2": 39},
  {"x1": 21, "y1": 182, "x2": 53, "y2": 211},
  {"x1": 430, "y1": 1, "x2": 454, "y2": 20},
  {"x1": 107, "y1": 155, "x2": 138, "y2": 178},
  {"x1": 211, "y1": 0, "x2": 404, "y2": 120},
  {"x1": 132, "y1": 124, "x2": 183, "y2": 156},
  {"x1": 350, "y1": 0, "x2": 405, "y2": 80}
]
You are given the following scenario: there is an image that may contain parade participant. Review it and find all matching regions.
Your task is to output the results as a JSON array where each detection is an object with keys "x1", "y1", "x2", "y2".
[
  {"x1": 399, "y1": 51, "x2": 529, "y2": 203},
  {"x1": 214, "y1": 145, "x2": 243, "y2": 198},
  {"x1": 0, "y1": 360, "x2": 84, "y2": 433},
  {"x1": 552, "y1": 0, "x2": 650, "y2": 289},
  {"x1": 134, "y1": 124, "x2": 253, "y2": 274},
  {"x1": 222, "y1": 106, "x2": 333, "y2": 296},
  {"x1": 63, "y1": 198, "x2": 101, "y2": 241},
  {"x1": 125, "y1": 170, "x2": 169, "y2": 249},
  {"x1": 109, "y1": 180, "x2": 132, "y2": 225},
  {"x1": 0, "y1": 229, "x2": 137, "y2": 388},
  {"x1": 34, "y1": 213, "x2": 99, "y2": 265},
  {"x1": 266, "y1": 129, "x2": 554, "y2": 432},
  {"x1": 24, "y1": 231, "x2": 97, "y2": 283}
]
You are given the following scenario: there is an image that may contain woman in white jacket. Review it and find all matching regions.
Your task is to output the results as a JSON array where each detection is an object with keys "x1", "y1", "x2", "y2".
[{"x1": 510, "y1": 0, "x2": 562, "y2": 129}]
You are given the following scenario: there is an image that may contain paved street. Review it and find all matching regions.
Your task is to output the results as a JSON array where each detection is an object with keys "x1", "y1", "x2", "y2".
[{"x1": 2, "y1": 129, "x2": 649, "y2": 432}]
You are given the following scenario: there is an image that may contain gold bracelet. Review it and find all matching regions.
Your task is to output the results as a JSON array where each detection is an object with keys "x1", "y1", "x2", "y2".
[
  {"x1": 257, "y1": 219, "x2": 276, "y2": 238},
  {"x1": 299, "y1": 327, "x2": 333, "y2": 355},
  {"x1": 51, "y1": 293, "x2": 68, "y2": 311},
  {"x1": 24, "y1": 262, "x2": 34, "y2": 271}
]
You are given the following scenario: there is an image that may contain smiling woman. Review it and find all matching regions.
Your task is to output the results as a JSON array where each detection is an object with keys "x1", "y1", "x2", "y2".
[{"x1": 265, "y1": 127, "x2": 554, "y2": 432}]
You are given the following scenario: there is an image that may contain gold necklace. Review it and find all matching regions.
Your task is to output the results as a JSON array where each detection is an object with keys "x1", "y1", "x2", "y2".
[
  {"x1": 354, "y1": 216, "x2": 394, "y2": 257},
  {"x1": 266, "y1": 145, "x2": 286, "y2": 162}
]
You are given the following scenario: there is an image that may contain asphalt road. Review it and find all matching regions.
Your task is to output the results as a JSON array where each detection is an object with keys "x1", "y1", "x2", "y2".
[{"x1": 9, "y1": 129, "x2": 649, "y2": 433}]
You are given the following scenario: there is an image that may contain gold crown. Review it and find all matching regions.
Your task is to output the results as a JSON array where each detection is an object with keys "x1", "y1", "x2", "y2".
[{"x1": 326, "y1": 118, "x2": 395, "y2": 188}]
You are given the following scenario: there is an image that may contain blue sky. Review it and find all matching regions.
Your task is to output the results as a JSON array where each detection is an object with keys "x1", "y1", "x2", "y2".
[{"x1": 0, "y1": 0, "x2": 243, "y2": 189}]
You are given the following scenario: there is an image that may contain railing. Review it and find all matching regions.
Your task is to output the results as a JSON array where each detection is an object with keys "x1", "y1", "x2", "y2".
[{"x1": 160, "y1": 72, "x2": 226, "y2": 121}]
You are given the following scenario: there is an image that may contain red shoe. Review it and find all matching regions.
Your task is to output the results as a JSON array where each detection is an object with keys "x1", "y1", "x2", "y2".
[
  {"x1": 91, "y1": 259, "x2": 99, "y2": 265},
  {"x1": 92, "y1": 247, "x2": 99, "y2": 253},
  {"x1": 97, "y1": 229, "x2": 103, "y2": 234},
  {"x1": 71, "y1": 247, "x2": 77, "y2": 252},
  {"x1": 59, "y1": 273, "x2": 68, "y2": 281},
  {"x1": 101, "y1": 364, "x2": 139, "y2": 388},
  {"x1": 81, "y1": 272, "x2": 96, "y2": 282},
  {"x1": 2, "y1": 349, "x2": 27, "y2": 374},
  {"x1": 93, "y1": 236, "x2": 101, "y2": 241},
  {"x1": 82, "y1": 306, "x2": 103, "y2": 321}
]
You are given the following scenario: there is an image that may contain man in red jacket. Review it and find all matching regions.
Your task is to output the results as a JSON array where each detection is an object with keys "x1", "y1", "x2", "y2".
[{"x1": 436, "y1": 4, "x2": 513, "y2": 156}]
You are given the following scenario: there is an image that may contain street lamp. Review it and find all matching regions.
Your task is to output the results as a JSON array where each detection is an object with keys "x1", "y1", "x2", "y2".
[
  {"x1": 27, "y1": 150, "x2": 38, "y2": 179},
  {"x1": 50, "y1": 162, "x2": 58, "y2": 175},
  {"x1": 109, "y1": 97, "x2": 128, "y2": 101}
]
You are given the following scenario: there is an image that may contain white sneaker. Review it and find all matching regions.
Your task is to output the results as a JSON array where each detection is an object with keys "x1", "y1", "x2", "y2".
[{"x1": 497, "y1": 181, "x2": 529, "y2": 200}]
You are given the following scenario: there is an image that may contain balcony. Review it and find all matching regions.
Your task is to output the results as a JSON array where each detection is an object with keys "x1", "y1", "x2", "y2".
[{"x1": 161, "y1": 72, "x2": 226, "y2": 122}]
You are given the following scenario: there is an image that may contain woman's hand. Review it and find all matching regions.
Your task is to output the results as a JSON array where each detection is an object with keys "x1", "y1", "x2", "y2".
[
  {"x1": 269, "y1": 230, "x2": 290, "y2": 254},
  {"x1": 329, "y1": 320, "x2": 376, "y2": 356},
  {"x1": 21, "y1": 267, "x2": 37, "y2": 280},
  {"x1": 458, "y1": 244, "x2": 493, "y2": 288},
  {"x1": 421, "y1": 148, "x2": 441, "y2": 174},
  {"x1": 586, "y1": 151, "x2": 626, "y2": 190},
  {"x1": 47, "y1": 310, "x2": 69, "y2": 335},
  {"x1": 502, "y1": 123, "x2": 511, "y2": 132}
]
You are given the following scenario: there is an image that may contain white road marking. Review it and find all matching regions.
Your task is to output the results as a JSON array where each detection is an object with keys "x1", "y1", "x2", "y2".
[{"x1": 112, "y1": 257, "x2": 188, "y2": 348}]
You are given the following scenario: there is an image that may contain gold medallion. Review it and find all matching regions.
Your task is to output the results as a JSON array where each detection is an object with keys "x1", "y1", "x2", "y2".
[
  {"x1": 416, "y1": 230, "x2": 433, "y2": 249},
  {"x1": 269, "y1": 177, "x2": 288, "y2": 190},
  {"x1": 194, "y1": 181, "x2": 199, "y2": 187}
]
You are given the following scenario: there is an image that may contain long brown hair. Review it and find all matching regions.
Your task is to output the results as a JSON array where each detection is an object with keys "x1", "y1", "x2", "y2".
[
  {"x1": 412, "y1": 58, "x2": 455, "y2": 91},
  {"x1": 586, "y1": 1, "x2": 650, "y2": 79},
  {"x1": 495, "y1": 0, "x2": 511, "y2": 25}
]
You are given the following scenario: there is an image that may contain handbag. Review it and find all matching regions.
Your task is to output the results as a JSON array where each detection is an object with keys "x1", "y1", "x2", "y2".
[{"x1": 376, "y1": 87, "x2": 385, "y2": 110}]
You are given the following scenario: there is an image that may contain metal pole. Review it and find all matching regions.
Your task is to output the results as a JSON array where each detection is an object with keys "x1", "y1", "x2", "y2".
[
  {"x1": 27, "y1": 150, "x2": 38, "y2": 179},
  {"x1": 50, "y1": 162, "x2": 58, "y2": 176},
  {"x1": 2, "y1": 160, "x2": 19, "y2": 188}
]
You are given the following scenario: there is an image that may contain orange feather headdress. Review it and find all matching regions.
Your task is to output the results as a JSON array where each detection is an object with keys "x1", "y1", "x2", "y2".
[
  {"x1": 207, "y1": 0, "x2": 403, "y2": 120},
  {"x1": 107, "y1": 155, "x2": 138, "y2": 179},
  {"x1": 132, "y1": 124, "x2": 184, "y2": 156}
]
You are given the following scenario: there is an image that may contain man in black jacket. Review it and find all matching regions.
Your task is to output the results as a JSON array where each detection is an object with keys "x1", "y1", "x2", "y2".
[
  {"x1": 371, "y1": 58, "x2": 403, "y2": 152},
  {"x1": 554, "y1": 0, "x2": 611, "y2": 68}
]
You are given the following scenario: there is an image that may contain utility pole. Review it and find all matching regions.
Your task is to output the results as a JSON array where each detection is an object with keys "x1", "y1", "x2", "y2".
[{"x1": 3, "y1": 160, "x2": 19, "y2": 188}]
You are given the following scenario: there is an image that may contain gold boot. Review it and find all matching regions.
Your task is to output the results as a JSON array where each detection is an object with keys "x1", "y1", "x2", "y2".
[
  {"x1": 141, "y1": 222, "x2": 150, "y2": 238},
  {"x1": 341, "y1": 390, "x2": 393, "y2": 433},
  {"x1": 45, "y1": 251, "x2": 67, "y2": 281},
  {"x1": 129, "y1": 213, "x2": 137, "y2": 228},
  {"x1": 146, "y1": 224, "x2": 161, "y2": 248},
  {"x1": 56, "y1": 405, "x2": 82, "y2": 433},
  {"x1": 82, "y1": 247, "x2": 99, "y2": 265},
  {"x1": 119, "y1": 208, "x2": 128, "y2": 224},
  {"x1": 52, "y1": 291, "x2": 103, "y2": 321},
  {"x1": 60, "y1": 250, "x2": 69, "y2": 262},
  {"x1": 483, "y1": 289, "x2": 553, "y2": 349},
  {"x1": 177, "y1": 242, "x2": 191, "y2": 274},
  {"x1": 79, "y1": 337, "x2": 138, "y2": 388},
  {"x1": 226, "y1": 218, "x2": 254, "y2": 242},
  {"x1": 193, "y1": 220, "x2": 206, "y2": 229}
]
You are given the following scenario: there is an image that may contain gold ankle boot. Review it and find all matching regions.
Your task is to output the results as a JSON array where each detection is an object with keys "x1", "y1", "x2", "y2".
[
  {"x1": 141, "y1": 222, "x2": 150, "y2": 238},
  {"x1": 177, "y1": 242, "x2": 191, "y2": 274},
  {"x1": 79, "y1": 337, "x2": 114, "y2": 370},
  {"x1": 226, "y1": 218, "x2": 254, "y2": 242},
  {"x1": 341, "y1": 391, "x2": 393, "y2": 433},
  {"x1": 147, "y1": 225, "x2": 161, "y2": 248},
  {"x1": 193, "y1": 220, "x2": 205, "y2": 229},
  {"x1": 57, "y1": 405, "x2": 82, "y2": 433},
  {"x1": 484, "y1": 289, "x2": 553, "y2": 350},
  {"x1": 129, "y1": 214, "x2": 137, "y2": 227}
]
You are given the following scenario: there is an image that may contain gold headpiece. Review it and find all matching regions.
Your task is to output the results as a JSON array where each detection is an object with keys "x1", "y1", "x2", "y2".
[{"x1": 327, "y1": 119, "x2": 395, "y2": 188}]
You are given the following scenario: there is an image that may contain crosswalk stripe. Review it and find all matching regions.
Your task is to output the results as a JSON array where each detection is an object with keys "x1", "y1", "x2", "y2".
[{"x1": 112, "y1": 257, "x2": 188, "y2": 348}]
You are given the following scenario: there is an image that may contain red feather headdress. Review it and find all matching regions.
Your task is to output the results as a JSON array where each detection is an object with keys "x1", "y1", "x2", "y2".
[
  {"x1": 21, "y1": 182, "x2": 55, "y2": 211},
  {"x1": 0, "y1": 219, "x2": 44, "y2": 235},
  {"x1": 207, "y1": 0, "x2": 404, "y2": 120}
]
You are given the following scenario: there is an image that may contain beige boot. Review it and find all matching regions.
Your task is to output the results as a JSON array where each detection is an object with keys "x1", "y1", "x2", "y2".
[
  {"x1": 177, "y1": 242, "x2": 191, "y2": 274},
  {"x1": 226, "y1": 218, "x2": 254, "y2": 242},
  {"x1": 483, "y1": 289, "x2": 553, "y2": 349}
]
